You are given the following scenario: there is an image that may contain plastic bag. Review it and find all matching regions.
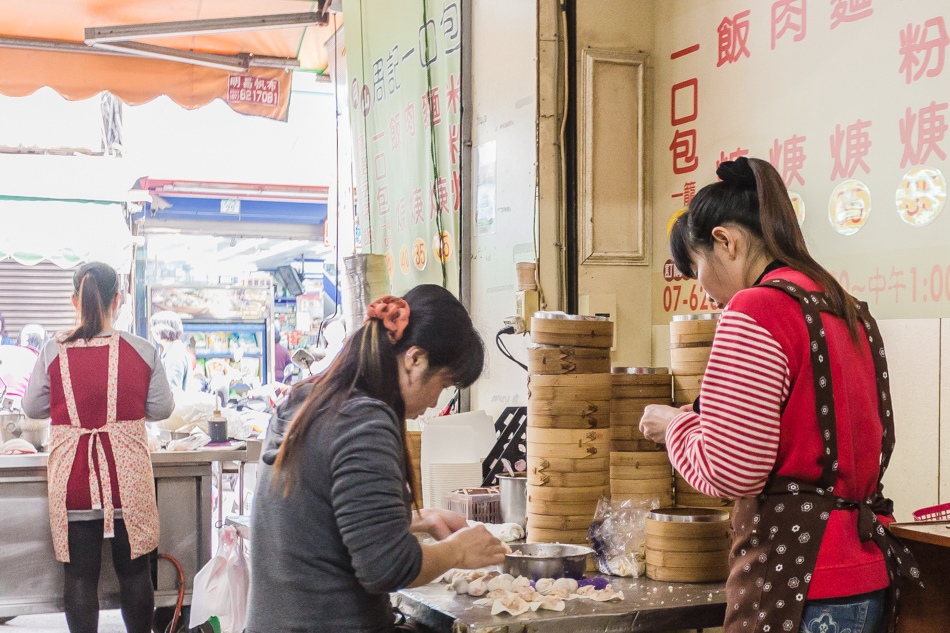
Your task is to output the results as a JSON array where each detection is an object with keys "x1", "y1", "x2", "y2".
[
  {"x1": 588, "y1": 496, "x2": 660, "y2": 577},
  {"x1": 167, "y1": 429, "x2": 211, "y2": 452},
  {"x1": 190, "y1": 526, "x2": 249, "y2": 633}
]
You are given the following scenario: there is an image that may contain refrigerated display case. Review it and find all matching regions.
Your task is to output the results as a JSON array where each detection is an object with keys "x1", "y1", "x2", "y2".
[{"x1": 149, "y1": 285, "x2": 275, "y2": 386}]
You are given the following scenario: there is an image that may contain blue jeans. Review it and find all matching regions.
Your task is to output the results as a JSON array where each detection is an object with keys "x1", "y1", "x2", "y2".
[{"x1": 799, "y1": 589, "x2": 886, "y2": 633}]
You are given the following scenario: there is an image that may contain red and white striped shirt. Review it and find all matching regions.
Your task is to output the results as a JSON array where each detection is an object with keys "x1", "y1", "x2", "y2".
[{"x1": 667, "y1": 310, "x2": 790, "y2": 498}]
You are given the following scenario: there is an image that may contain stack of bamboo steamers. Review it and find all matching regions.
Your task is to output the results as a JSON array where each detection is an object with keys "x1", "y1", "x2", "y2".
[
  {"x1": 526, "y1": 313, "x2": 613, "y2": 545},
  {"x1": 669, "y1": 313, "x2": 732, "y2": 510},
  {"x1": 609, "y1": 368, "x2": 674, "y2": 507}
]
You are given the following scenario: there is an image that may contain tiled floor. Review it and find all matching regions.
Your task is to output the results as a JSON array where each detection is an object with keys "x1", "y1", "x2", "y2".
[{"x1": 0, "y1": 610, "x2": 128, "y2": 632}]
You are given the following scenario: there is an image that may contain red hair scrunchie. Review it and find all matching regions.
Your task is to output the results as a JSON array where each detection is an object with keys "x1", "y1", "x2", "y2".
[{"x1": 365, "y1": 296, "x2": 410, "y2": 344}]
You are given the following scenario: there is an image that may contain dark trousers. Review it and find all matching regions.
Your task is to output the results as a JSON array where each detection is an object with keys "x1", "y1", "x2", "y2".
[{"x1": 64, "y1": 519, "x2": 154, "y2": 633}]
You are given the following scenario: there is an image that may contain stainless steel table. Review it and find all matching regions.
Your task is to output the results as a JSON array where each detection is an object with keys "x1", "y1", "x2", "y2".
[
  {"x1": 396, "y1": 576, "x2": 727, "y2": 633},
  {"x1": 0, "y1": 443, "x2": 260, "y2": 619}
]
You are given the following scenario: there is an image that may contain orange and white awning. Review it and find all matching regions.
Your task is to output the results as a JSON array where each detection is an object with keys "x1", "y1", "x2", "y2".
[{"x1": 0, "y1": 1, "x2": 340, "y2": 121}]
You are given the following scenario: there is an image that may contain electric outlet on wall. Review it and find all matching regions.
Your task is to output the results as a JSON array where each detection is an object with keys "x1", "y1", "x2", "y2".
[{"x1": 579, "y1": 293, "x2": 617, "y2": 351}]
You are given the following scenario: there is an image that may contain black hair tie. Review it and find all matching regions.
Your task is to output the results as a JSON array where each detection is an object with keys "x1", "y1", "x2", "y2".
[{"x1": 716, "y1": 156, "x2": 756, "y2": 189}]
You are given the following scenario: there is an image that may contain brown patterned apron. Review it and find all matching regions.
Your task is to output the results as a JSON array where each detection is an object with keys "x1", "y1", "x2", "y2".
[{"x1": 724, "y1": 279, "x2": 922, "y2": 633}]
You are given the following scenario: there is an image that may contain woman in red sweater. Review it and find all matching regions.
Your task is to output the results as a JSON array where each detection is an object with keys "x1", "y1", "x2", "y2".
[{"x1": 640, "y1": 157, "x2": 920, "y2": 633}]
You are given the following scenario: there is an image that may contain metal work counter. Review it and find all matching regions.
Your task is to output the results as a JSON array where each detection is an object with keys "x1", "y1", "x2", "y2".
[
  {"x1": 396, "y1": 576, "x2": 727, "y2": 633},
  {"x1": 0, "y1": 443, "x2": 260, "y2": 619}
]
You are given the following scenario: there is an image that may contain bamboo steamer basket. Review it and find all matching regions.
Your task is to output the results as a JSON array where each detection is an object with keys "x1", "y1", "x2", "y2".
[
  {"x1": 527, "y1": 528, "x2": 589, "y2": 544},
  {"x1": 670, "y1": 360, "x2": 712, "y2": 375},
  {"x1": 527, "y1": 514, "x2": 594, "y2": 530},
  {"x1": 528, "y1": 469, "x2": 610, "y2": 487},
  {"x1": 531, "y1": 313, "x2": 614, "y2": 349},
  {"x1": 669, "y1": 313, "x2": 719, "y2": 340},
  {"x1": 528, "y1": 400, "x2": 610, "y2": 417},
  {"x1": 528, "y1": 345, "x2": 612, "y2": 375},
  {"x1": 674, "y1": 473, "x2": 735, "y2": 508},
  {"x1": 673, "y1": 373, "x2": 704, "y2": 391},
  {"x1": 610, "y1": 451, "x2": 671, "y2": 468},
  {"x1": 529, "y1": 385, "x2": 613, "y2": 401},
  {"x1": 611, "y1": 384, "x2": 673, "y2": 399},
  {"x1": 611, "y1": 463, "x2": 673, "y2": 479},
  {"x1": 529, "y1": 455, "x2": 610, "y2": 473},
  {"x1": 611, "y1": 398, "x2": 666, "y2": 414},
  {"x1": 613, "y1": 490, "x2": 675, "y2": 507},
  {"x1": 527, "y1": 440, "x2": 609, "y2": 459},
  {"x1": 406, "y1": 430, "x2": 423, "y2": 507},
  {"x1": 644, "y1": 507, "x2": 731, "y2": 582},
  {"x1": 527, "y1": 497, "x2": 599, "y2": 516},
  {"x1": 611, "y1": 439, "x2": 663, "y2": 452},
  {"x1": 528, "y1": 412, "x2": 610, "y2": 430},
  {"x1": 530, "y1": 372, "x2": 613, "y2": 388},
  {"x1": 674, "y1": 388, "x2": 702, "y2": 404},
  {"x1": 528, "y1": 484, "x2": 608, "y2": 502},
  {"x1": 610, "y1": 412, "x2": 648, "y2": 427},
  {"x1": 610, "y1": 478, "x2": 674, "y2": 495},
  {"x1": 528, "y1": 428, "x2": 608, "y2": 445}
]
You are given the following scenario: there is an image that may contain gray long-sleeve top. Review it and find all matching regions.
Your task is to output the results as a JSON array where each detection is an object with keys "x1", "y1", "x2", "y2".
[{"x1": 246, "y1": 390, "x2": 422, "y2": 633}]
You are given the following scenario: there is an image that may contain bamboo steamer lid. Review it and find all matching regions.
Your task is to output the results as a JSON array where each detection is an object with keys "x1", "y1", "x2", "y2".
[
  {"x1": 528, "y1": 484, "x2": 609, "y2": 501},
  {"x1": 527, "y1": 498, "x2": 599, "y2": 516},
  {"x1": 531, "y1": 313, "x2": 614, "y2": 349},
  {"x1": 528, "y1": 469, "x2": 610, "y2": 487},
  {"x1": 645, "y1": 548, "x2": 730, "y2": 568},
  {"x1": 527, "y1": 528, "x2": 590, "y2": 544},
  {"x1": 674, "y1": 473, "x2": 699, "y2": 493},
  {"x1": 613, "y1": 490, "x2": 675, "y2": 506},
  {"x1": 527, "y1": 440, "x2": 609, "y2": 459},
  {"x1": 611, "y1": 439, "x2": 664, "y2": 452},
  {"x1": 528, "y1": 400, "x2": 610, "y2": 416},
  {"x1": 669, "y1": 313, "x2": 719, "y2": 336},
  {"x1": 528, "y1": 428, "x2": 608, "y2": 445},
  {"x1": 646, "y1": 533, "x2": 733, "y2": 552},
  {"x1": 673, "y1": 373, "x2": 704, "y2": 390},
  {"x1": 610, "y1": 478, "x2": 673, "y2": 495},
  {"x1": 529, "y1": 385, "x2": 613, "y2": 401},
  {"x1": 644, "y1": 507, "x2": 732, "y2": 540},
  {"x1": 527, "y1": 514, "x2": 593, "y2": 530},
  {"x1": 646, "y1": 562, "x2": 730, "y2": 583},
  {"x1": 611, "y1": 463, "x2": 673, "y2": 479},
  {"x1": 529, "y1": 455, "x2": 610, "y2": 473},
  {"x1": 611, "y1": 398, "x2": 669, "y2": 413},
  {"x1": 528, "y1": 345, "x2": 611, "y2": 375},
  {"x1": 610, "y1": 451, "x2": 671, "y2": 467},
  {"x1": 528, "y1": 412, "x2": 609, "y2": 430}
]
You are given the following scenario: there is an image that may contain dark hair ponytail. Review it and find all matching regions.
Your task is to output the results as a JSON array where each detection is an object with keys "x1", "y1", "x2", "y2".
[
  {"x1": 671, "y1": 157, "x2": 862, "y2": 341},
  {"x1": 273, "y1": 284, "x2": 485, "y2": 497},
  {"x1": 66, "y1": 262, "x2": 119, "y2": 343}
]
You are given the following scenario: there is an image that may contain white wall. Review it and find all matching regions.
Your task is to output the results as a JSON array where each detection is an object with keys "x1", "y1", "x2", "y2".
[{"x1": 467, "y1": 0, "x2": 538, "y2": 419}]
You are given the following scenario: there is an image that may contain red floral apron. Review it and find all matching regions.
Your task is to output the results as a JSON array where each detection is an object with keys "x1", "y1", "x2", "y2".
[
  {"x1": 47, "y1": 332, "x2": 160, "y2": 563},
  {"x1": 724, "y1": 280, "x2": 921, "y2": 633}
]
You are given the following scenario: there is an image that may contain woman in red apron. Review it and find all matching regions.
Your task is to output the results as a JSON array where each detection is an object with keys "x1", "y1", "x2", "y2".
[
  {"x1": 23, "y1": 262, "x2": 175, "y2": 633},
  {"x1": 640, "y1": 158, "x2": 921, "y2": 633}
]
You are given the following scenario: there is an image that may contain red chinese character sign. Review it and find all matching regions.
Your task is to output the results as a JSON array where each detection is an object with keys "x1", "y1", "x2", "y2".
[{"x1": 344, "y1": 0, "x2": 461, "y2": 296}]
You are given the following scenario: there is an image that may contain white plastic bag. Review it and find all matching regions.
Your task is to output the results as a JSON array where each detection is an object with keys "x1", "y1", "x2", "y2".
[{"x1": 189, "y1": 526, "x2": 249, "y2": 633}]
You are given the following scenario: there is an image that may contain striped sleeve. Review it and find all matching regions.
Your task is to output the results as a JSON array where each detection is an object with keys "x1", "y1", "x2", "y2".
[{"x1": 665, "y1": 309, "x2": 790, "y2": 499}]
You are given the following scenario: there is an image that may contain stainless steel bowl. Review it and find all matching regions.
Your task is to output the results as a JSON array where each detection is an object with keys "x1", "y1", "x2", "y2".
[{"x1": 503, "y1": 543, "x2": 593, "y2": 580}]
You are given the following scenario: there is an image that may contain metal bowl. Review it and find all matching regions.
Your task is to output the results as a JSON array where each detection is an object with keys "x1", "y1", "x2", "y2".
[{"x1": 503, "y1": 543, "x2": 593, "y2": 580}]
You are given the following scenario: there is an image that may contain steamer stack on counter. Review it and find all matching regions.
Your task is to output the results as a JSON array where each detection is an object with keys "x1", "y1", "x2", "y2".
[
  {"x1": 609, "y1": 367, "x2": 674, "y2": 508},
  {"x1": 644, "y1": 507, "x2": 732, "y2": 582},
  {"x1": 669, "y1": 313, "x2": 733, "y2": 510},
  {"x1": 526, "y1": 313, "x2": 613, "y2": 545}
]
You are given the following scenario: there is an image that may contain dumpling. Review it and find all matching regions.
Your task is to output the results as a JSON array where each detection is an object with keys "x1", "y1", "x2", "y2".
[
  {"x1": 534, "y1": 578, "x2": 556, "y2": 594},
  {"x1": 552, "y1": 578, "x2": 579, "y2": 594},
  {"x1": 590, "y1": 585, "x2": 625, "y2": 602},
  {"x1": 450, "y1": 577, "x2": 469, "y2": 594},
  {"x1": 510, "y1": 576, "x2": 531, "y2": 590},
  {"x1": 574, "y1": 585, "x2": 597, "y2": 598},
  {"x1": 545, "y1": 587, "x2": 572, "y2": 600},
  {"x1": 486, "y1": 574, "x2": 514, "y2": 592},
  {"x1": 490, "y1": 595, "x2": 530, "y2": 616},
  {"x1": 466, "y1": 578, "x2": 488, "y2": 597},
  {"x1": 529, "y1": 595, "x2": 566, "y2": 612}
]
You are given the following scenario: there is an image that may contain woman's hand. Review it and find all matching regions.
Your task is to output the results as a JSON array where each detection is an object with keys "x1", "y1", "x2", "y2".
[
  {"x1": 444, "y1": 524, "x2": 507, "y2": 569},
  {"x1": 412, "y1": 508, "x2": 469, "y2": 540},
  {"x1": 639, "y1": 403, "x2": 688, "y2": 444}
]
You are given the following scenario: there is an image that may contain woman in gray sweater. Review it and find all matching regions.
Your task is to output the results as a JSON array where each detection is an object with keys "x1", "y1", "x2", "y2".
[{"x1": 247, "y1": 285, "x2": 506, "y2": 633}]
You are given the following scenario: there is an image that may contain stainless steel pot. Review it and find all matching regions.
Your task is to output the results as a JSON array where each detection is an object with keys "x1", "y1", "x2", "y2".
[
  {"x1": 0, "y1": 411, "x2": 49, "y2": 450},
  {"x1": 497, "y1": 474, "x2": 527, "y2": 527},
  {"x1": 503, "y1": 543, "x2": 594, "y2": 580}
]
